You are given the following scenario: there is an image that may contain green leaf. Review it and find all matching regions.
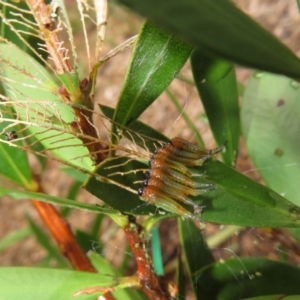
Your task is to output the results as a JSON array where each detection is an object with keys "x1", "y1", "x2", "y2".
[
  {"x1": 166, "y1": 88, "x2": 204, "y2": 147},
  {"x1": 61, "y1": 166, "x2": 89, "y2": 183},
  {"x1": 100, "y1": 104, "x2": 169, "y2": 153},
  {"x1": 0, "y1": 0, "x2": 48, "y2": 63},
  {"x1": 0, "y1": 43, "x2": 93, "y2": 170},
  {"x1": 0, "y1": 187, "x2": 115, "y2": 215},
  {"x1": 112, "y1": 21, "x2": 192, "y2": 141},
  {"x1": 85, "y1": 155, "x2": 300, "y2": 226},
  {"x1": 242, "y1": 72, "x2": 300, "y2": 206},
  {"x1": 0, "y1": 267, "x2": 122, "y2": 299},
  {"x1": 196, "y1": 258, "x2": 300, "y2": 299},
  {"x1": 56, "y1": 72, "x2": 81, "y2": 103},
  {"x1": 60, "y1": 181, "x2": 83, "y2": 217},
  {"x1": 194, "y1": 160, "x2": 300, "y2": 227},
  {"x1": 117, "y1": 0, "x2": 300, "y2": 78},
  {"x1": 0, "y1": 140, "x2": 34, "y2": 188},
  {"x1": 84, "y1": 157, "x2": 157, "y2": 215},
  {"x1": 179, "y1": 218, "x2": 214, "y2": 299},
  {"x1": 26, "y1": 216, "x2": 67, "y2": 267},
  {"x1": 245, "y1": 296, "x2": 300, "y2": 300},
  {"x1": 176, "y1": 253, "x2": 185, "y2": 300},
  {"x1": 0, "y1": 227, "x2": 31, "y2": 252},
  {"x1": 0, "y1": 108, "x2": 34, "y2": 188},
  {"x1": 89, "y1": 252, "x2": 146, "y2": 300},
  {"x1": 191, "y1": 50, "x2": 240, "y2": 166}
]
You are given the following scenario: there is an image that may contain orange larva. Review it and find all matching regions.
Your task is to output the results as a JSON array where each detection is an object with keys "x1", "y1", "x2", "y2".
[
  {"x1": 138, "y1": 185, "x2": 203, "y2": 219},
  {"x1": 138, "y1": 137, "x2": 225, "y2": 219},
  {"x1": 145, "y1": 168, "x2": 213, "y2": 192},
  {"x1": 143, "y1": 177, "x2": 206, "y2": 212},
  {"x1": 149, "y1": 153, "x2": 193, "y2": 176}
]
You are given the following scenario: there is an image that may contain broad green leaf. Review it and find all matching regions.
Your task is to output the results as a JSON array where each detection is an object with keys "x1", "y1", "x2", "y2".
[
  {"x1": 242, "y1": 72, "x2": 300, "y2": 206},
  {"x1": 195, "y1": 160, "x2": 300, "y2": 227},
  {"x1": 112, "y1": 21, "x2": 192, "y2": 141},
  {"x1": 0, "y1": 43, "x2": 93, "y2": 170},
  {"x1": 179, "y1": 218, "x2": 214, "y2": 300},
  {"x1": 86, "y1": 155, "x2": 300, "y2": 226},
  {"x1": 0, "y1": 227, "x2": 31, "y2": 252},
  {"x1": 196, "y1": 258, "x2": 300, "y2": 299},
  {"x1": 191, "y1": 50, "x2": 240, "y2": 166},
  {"x1": 0, "y1": 267, "x2": 127, "y2": 299},
  {"x1": 0, "y1": 187, "x2": 115, "y2": 215},
  {"x1": 84, "y1": 157, "x2": 157, "y2": 215},
  {"x1": 117, "y1": 0, "x2": 300, "y2": 78},
  {"x1": 100, "y1": 104, "x2": 169, "y2": 153}
]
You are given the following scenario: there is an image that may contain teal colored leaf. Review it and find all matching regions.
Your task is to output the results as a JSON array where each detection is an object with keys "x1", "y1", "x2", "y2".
[
  {"x1": 100, "y1": 104, "x2": 169, "y2": 153},
  {"x1": 151, "y1": 226, "x2": 164, "y2": 276},
  {"x1": 0, "y1": 43, "x2": 93, "y2": 170},
  {"x1": 191, "y1": 50, "x2": 240, "y2": 166},
  {"x1": 0, "y1": 267, "x2": 124, "y2": 299},
  {"x1": 196, "y1": 160, "x2": 300, "y2": 227},
  {"x1": 117, "y1": 0, "x2": 300, "y2": 78},
  {"x1": 242, "y1": 72, "x2": 300, "y2": 206},
  {"x1": 196, "y1": 258, "x2": 300, "y2": 299},
  {"x1": 0, "y1": 187, "x2": 115, "y2": 215},
  {"x1": 112, "y1": 21, "x2": 192, "y2": 141}
]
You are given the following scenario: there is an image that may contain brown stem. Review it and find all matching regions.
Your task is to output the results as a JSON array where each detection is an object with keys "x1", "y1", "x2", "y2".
[
  {"x1": 31, "y1": 200, "x2": 96, "y2": 272},
  {"x1": 27, "y1": 0, "x2": 73, "y2": 73},
  {"x1": 123, "y1": 216, "x2": 171, "y2": 300}
]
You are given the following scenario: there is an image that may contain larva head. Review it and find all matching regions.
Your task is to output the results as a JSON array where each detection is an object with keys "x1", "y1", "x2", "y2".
[
  {"x1": 149, "y1": 155, "x2": 155, "y2": 167},
  {"x1": 143, "y1": 179, "x2": 149, "y2": 187},
  {"x1": 145, "y1": 171, "x2": 150, "y2": 178},
  {"x1": 138, "y1": 187, "x2": 144, "y2": 196}
]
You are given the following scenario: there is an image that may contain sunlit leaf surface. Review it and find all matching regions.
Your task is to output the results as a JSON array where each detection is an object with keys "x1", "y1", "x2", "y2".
[{"x1": 242, "y1": 72, "x2": 300, "y2": 206}]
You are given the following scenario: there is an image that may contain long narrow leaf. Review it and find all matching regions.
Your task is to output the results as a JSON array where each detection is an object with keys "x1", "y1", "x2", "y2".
[
  {"x1": 112, "y1": 21, "x2": 192, "y2": 141},
  {"x1": 191, "y1": 50, "x2": 240, "y2": 166},
  {"x1": 117, "y1": 0, "x2": 300, "y2": 78}
]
